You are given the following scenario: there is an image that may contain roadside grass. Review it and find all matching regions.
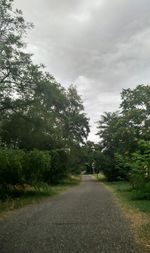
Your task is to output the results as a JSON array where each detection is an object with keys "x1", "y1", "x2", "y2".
[
  {"x1": 96, "y1": 174, "x2": 150, "y2": 251},
  {"x1": 0, "y1": 175, "x2": 80, "y2": 217}
]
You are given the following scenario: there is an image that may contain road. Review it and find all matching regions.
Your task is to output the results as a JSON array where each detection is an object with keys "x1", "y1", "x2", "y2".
[{"x1": 0, "y1": 175, "x2": 142, "y2": 253}]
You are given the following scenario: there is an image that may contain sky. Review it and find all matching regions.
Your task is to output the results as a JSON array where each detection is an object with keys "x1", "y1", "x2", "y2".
[{"x1": 14, "y1": 0, "x2": 150, "y2": 142}]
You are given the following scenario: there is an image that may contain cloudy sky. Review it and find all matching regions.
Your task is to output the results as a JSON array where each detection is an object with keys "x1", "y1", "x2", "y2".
[{"x1": 14, "y1": 0, "x2": 150, "y2": 142}]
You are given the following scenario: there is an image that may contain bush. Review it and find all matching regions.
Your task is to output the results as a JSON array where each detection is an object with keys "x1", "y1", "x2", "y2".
[
  {"x1": 114, "y1": 153, "x2": 130, "y2": 180},
  {"x1": 0, "y1": 148, "x2": 25, "y2": 186},
  {"x1": 50, "y1": 149, "x2": 68, "y2": 184},
  {"x1": 68, "y1": 147, "x2": 86, "y2": 175},
  {"x1": 99, "y1": 154, "x2": 119, "y2": 181},
  {"x1": 129, "y1": 141, "x2": 150, "y2": 194},
  {"x1": 24, "y1": 150, "x2": 51, "y2": 185},
  {"x1": 23, "y1": 149, "x2": 69, "y2": 185},
  {"x1": 0, "y1": 147, "x2": 70, "y2": 199}
]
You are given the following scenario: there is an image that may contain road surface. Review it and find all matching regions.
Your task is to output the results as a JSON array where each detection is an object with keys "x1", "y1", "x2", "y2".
[{"x1": 0, "y1": 175, "x2": 142, "y2": 253}]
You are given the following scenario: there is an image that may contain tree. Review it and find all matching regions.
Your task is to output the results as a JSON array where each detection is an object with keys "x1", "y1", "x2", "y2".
[
  {"x1": 97, "y1": 112, "x2": 120, "y2": 154},
  {"x1": 63, "y1": 85, "x2": 90, "y2": 146},
  {"x1": 121, "y1": 84, "x2": 150, "y2": 142},
  {"x1": 96, "y1": 85, "x2": 150, "y2": 181},
  {"x1": 0, "y1": 0, "x2": 90, "y2": 153},
  {"x1": 0, "y1": 0, "x2": 33, "y2": 111}
]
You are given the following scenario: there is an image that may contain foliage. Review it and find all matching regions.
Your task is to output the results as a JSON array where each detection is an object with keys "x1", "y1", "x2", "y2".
[
  {"x1": 64, "y1": 86, "x2": 90, "y2": 145},
  {"x1": 128, "y1": 140, "x2": 150, "y2": 197},
  {"x1": 0, "y1": 148, "x2": 72, "y2": 198},
  {"x1": 0, "y1": 0, "x2": 90, "y2": 200},
  {"x1": 50, "y1": 149, "x2": 69, "y2": 184},
  {"x1": 0, "y1": 148, "x2": 25, "y2": 186},
  {"x1": 96, "y1": 85, "x2": 150, "y2": 198},
  {"x1": 25, "y1": 150, "x2": 51, "y2": 185},
  {"x1": 68, "y1": 145, "x2": 87, "y2": 174}
]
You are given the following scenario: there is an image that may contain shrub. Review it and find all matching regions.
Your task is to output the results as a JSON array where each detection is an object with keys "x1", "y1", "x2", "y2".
[
  {"x1": 114, "y1": 153, "x2": 130, "y2": 180},
  {"x1": 50, "y1": 149, "x2": 68, "y2": 184},
  {"x1": 24, "y1": 149, "x2": 51, "y2": 185},
  {"x1": 99, "y1": 154, "x2": 119, "y2": 181},
  {"x1": 0, "y1": 148, "x2": 25, "y2": 186},
  {"x1": 0, "y1": 147, "x2": 69, "y2": 198},
  {"x1": 128, "y1": 140, "x2": 150, "y2": 197}
]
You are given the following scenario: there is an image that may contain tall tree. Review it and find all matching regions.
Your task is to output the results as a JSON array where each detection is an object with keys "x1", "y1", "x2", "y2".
[
  {"x1": 64, "y1": 85, "x2": 90, "y2": 146},
  {"x1": 120, "y1": 84, "x2": 150, "y2": 142},
  {"x1": 0, "y1": 0, "x2": 90, "y2": 151},
  {"x1": 96, "y1": 85, "x2": 150, "y2": 181}
]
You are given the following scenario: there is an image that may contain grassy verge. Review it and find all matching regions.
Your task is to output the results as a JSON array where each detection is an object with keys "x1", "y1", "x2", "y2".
[
  {"x1": 96, "y1": 174, "x2": 150, "y2": 251},
  {"x1": 0, "y1": 175, "x2": 80, "y2": 218}
]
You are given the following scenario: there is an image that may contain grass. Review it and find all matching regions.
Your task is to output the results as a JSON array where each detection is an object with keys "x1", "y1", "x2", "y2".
[
  {"x1": 96, "y1": 174, "x2": 150, "y2": 252},
  {"x1": 106, "y1": 181, "x2": 150, "y2": 214},
  {"x1": 0, "y1": 175, "x2": 80, "y2": 218}
]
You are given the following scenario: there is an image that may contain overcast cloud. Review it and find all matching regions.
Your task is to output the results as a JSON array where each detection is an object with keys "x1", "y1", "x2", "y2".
[{"x1": 14, "y1": 0, "x2": 150, "y2": 142}]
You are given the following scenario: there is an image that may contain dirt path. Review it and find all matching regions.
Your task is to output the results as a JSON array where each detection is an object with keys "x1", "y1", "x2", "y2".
[{"x1": 0, "y1": 175, "x2": 143, "y2": 253}]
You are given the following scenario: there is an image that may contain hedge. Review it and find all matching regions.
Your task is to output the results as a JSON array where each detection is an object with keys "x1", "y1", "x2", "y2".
[{"x1": 0, "y1": 148, "x2": 69, "y2": 191}]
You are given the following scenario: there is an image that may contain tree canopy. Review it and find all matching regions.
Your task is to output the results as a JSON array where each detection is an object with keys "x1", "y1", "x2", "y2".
[
  {"x1": 96, "y1": 84, "x2": 150, "y2": 195},
  {"x1": 0, "y1": 0, "x2": 90, "y2": 151}
]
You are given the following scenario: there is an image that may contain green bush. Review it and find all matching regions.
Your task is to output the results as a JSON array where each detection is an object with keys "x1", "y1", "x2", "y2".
[
  {"x1": 24, "y1": 149, "x2": 69, "y2": 185},
  {"x1": 124, "y1": 140, "x2": 150, "y2": 200},
  {"x1": 98, "y1": 154, "x2": 119, "y2": 181},
  {"x1": 114, "y1": 153, "x2": 130, "y2": 180},
  {"x1": 0, "y1": 148, "x2": 25, "y2": 186},
  {"x1": 50, "y1": 149, "x2": 68, "y2": 184},
  {"x1": 25, "y1": 150, "x2": 51, "y2": 185},
  {"x1": 0, "y1": 147, "x2": 70, "y2": 199}
]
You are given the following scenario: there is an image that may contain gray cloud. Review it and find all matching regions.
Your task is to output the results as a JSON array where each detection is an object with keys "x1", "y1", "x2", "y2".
[{"x1": 14, "y1": 0, "x2": 150, "y2": 141}]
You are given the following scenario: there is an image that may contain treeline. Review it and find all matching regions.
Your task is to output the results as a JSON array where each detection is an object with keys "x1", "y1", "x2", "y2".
[
  {"x1": 0, "y1": 0, "x2": 90, "y2": 196},
  {"x1": 96, "y1": 84, "x2": 150, "y2": 199}
]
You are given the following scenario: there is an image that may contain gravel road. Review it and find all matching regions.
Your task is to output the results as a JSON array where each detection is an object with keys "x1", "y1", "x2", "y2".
[{"x1": 0, "y1": 175, "x2": 143, "y2": 253}]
